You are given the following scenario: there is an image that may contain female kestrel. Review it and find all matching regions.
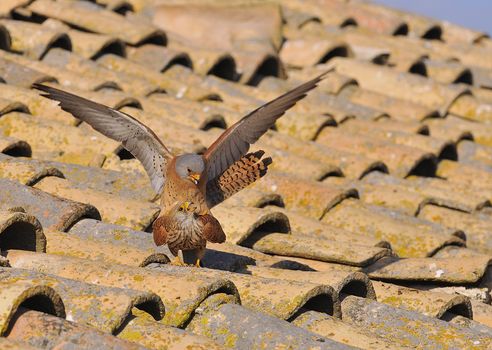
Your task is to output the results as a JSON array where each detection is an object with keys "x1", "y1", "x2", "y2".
[{"x1": 34, "y1": 72, "x2": 326, "y2": 266}]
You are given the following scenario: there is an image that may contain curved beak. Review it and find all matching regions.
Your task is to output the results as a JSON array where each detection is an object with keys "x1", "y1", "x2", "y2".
[{"x1": 188, "y1": 173, "x2": 201, "y2": 185}]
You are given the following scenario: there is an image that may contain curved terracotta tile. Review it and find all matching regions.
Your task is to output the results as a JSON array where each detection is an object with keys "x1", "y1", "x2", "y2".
[
  {"x1": 45, "y1": 230, "x2": 169, "y2": 267},
  {"x1": 441, "y1": 21, "x2": 488, "y2": 45},
  {"x1": 0, "y1": 112, "x2": 117, "y2": 166},
  {"x1": 211, "y1": 205, "x2": 290, "y2": 245},
  {"x1": 364, "y1": 255, "x2": 490, "y2": 284},
  {"x1": 272, "y1": 206, "x2": 387, "y2": 247},
  {"x1": 372, "y1": 281, "x2": 472, "y2": 320},
  {"x1": 0, "y1": 209, "x2": 45, "y2": 252},
  {"x1": 0, "y1": 337, "x2": 41, "y2": 350},
  {"x1": 339, "y1": 120, "x2": 457, "y2": 161},
  {"x1": 158, "y1": 264, "x2": 341, "y2": 320},
  {"x1": 0, "y1": 136, "x2": 31, "y2": 158},
  {"x1": 0, "y1": 55, "x2": 56, "y2": 88},
  {"x1": 0, "y1": 84, "x2": 74, "y2": 125},
  {"x1": 291, "y1": 309, "x2": 409, "y2": 350},
  {"x1": 29, "y1": 0, "x2": 166, "y2": 46},
  {"x1": 332, "y1": 57, "x2": 470, "y2": 116},
  {"x1": 128, "y1": 44, "x2": 191, "y2": 72},
  {"x1": 418, "y1": 205, "x2": 492, "y2": 255},
  {"x1": 243, "y1": 266, "x2": 376, "y2": 300},
  {"x1": 5, "y1": 250, "x2": 240, "y2": 328},
  {"x1": 0, "y1": 19, "x2": 71, "y2": 59},
  {"x1": 281, "y1": 37, "x2": 351, "y2": 68},
  {"x1": 0, "y1": 267, "x2": 164, "y2": 334},
  {"x1": 341, "y1": 296, "x2": 491, "y2": 349},
  {"x1": 117, "y1": 307, "x2": 223, "y2": 350},
  {"x1": 169, "y1": 41, "x2": 237, "y2": 81},
  {"x1": 0, "y1": 280, "x2": 65, "y2": 335},
  {"x1": 261, "y1": 130, "x2": 388, "y2": 179},
  {"x1": 317, "y1": 126, "x2": 439, "y2": 177},
  {"x1": 0, "y1": 1, "x2": 30, "y2": 19},
  {"x1": 448, "y1": 94, "x2": 492, "y2": 123},
  {"x1": 34, "y1": 176, "x2": 159, "y2": 231},
  {"x1": 252, "y1": 172, "x2": 358, "y2": 219},
  {"x1": 234, "y1": 51, "x2": 284, "y2": 85},
  {"x1": 6, "y1": 308, "x2": 147, "y2": 350},
  {"x1": 150, "y1": 3, "x2": 282, "y2": 52},
  {"x1": 187, "y1": 302, "x2": 352, "y2": 349},
  {"x1": 425, "y1": 115, "x2": 492, "y2": 146},
  {"x1": 250, "y1": 232, "x2": 392, "y2": 267},
  {"x1": 0, "y1": 49, "x2": 117, "y2": 91},
  {"x1": 0, "y1": 179, "x2": 100, "y2": 232},
  {"x1": 324, "y1": 198, "x2": 465, "y2": 257},
  {"x1": 0, "y1": 156, "x2": 62, "y2": 186},
  {"x1": 339, "y1": 84, "x2": 439, "y2": 122}
]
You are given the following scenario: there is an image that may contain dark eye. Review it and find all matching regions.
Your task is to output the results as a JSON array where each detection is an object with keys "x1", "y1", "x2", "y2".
[{"x1": 187, "y1": 168, "x2": 191, "y2": 173}]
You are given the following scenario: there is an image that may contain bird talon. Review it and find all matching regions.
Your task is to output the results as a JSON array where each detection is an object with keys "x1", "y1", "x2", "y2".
[
  {"x1": 169, "y1": 256, "x2": 187, "y2": 266},
  {"x1": 195, "y1": 259, "x2": 201, "y2": 268}
]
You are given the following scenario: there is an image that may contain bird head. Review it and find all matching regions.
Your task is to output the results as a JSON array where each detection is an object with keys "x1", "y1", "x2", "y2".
[{"x1": 175, "y1": 153, "x2": 205, "y2": 185}]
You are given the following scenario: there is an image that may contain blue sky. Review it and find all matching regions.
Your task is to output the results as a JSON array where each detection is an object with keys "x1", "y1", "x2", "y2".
[{"x1": 374, "y1": 0, "x2": 491, "y2": 35}]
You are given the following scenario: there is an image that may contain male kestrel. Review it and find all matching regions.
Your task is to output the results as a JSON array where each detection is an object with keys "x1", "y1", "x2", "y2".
[{"x1": 34, "y1": 72, "x2": 326, "y2": 266}]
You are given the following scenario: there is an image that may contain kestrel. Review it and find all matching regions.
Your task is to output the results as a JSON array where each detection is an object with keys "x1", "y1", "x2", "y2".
[{"x1": 34, "y1": 71, "x2": 327, "y2": 266}]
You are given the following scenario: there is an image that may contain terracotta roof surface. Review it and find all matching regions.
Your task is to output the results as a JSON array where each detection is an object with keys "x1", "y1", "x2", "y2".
[{"x1": 0, "y1": 0, "x2": 491, "y2": 349}]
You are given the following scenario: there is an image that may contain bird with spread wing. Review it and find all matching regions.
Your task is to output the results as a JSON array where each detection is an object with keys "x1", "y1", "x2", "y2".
[{"x1": 34, "y1": 71, "x2": 327, "y2": 266}]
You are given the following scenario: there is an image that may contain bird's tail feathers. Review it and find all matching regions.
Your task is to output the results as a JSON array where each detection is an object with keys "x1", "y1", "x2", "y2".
[{"x1": 207, "y1": 150, "x2": 272, "y2": 207}]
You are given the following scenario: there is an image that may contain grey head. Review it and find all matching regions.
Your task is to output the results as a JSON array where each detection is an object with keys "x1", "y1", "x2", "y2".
[{"x1": 175, "y1": 153, "x2": 205, "y2": 184}]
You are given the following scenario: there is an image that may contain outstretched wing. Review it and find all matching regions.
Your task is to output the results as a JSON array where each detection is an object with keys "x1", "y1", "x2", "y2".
[
  {"x1": 33, "y1": 84, "x2": 172, "y2": 194},
  {"x1": 202, "y1": 70, "x2": 330, "y2": 181}
]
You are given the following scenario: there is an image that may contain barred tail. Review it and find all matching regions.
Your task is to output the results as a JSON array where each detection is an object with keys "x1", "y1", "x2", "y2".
[{"x1": 206, "y1": 150, "x2": 272, "y2": 207}]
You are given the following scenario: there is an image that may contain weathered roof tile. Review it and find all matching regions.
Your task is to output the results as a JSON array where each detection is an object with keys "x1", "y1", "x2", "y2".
[
  {"x1": 29, "y1": 0, "x2": 166, "y2": 45},
  {"x1": 7, "y1": 308, "x2": 148, "y2": 350},
  {"x1": 324, "y1": 198, "x2": 465, "y2": 257},
  {"x1": 0, "y1": 179, "x2": 100, "y2": 232},
  {"x1": 0, "y1": 279, "x2": 65, "y2": 335},
  {"x1": 365, "y1": 255, "x2": 490, "y2": 284},
  {"x1": 0, "y1": 19, "x2": 71, "y2": 59},
  {"x1": 0, "y1": 267, "x2": 164, "y2": 333},
  {"x1": 5, "y1": 250, "x2": 239, "y2": 328},
  {"x1": 372, "y1": 281, "x2": 472, "y2": 319},
  {"x1": 342, "y1": 295, "x2": 492, "y2": 349},
  {"x1": 0, "y1": 0, "x2": 491, "y2": 346}
]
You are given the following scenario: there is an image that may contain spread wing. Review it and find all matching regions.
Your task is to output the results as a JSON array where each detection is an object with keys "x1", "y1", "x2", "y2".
[
  {"x1": 202, "y1": 70, "x2": 330, "y2": 181},
  {"x1": 33, "y1": 84, "x2": 172, "y2": 194}
]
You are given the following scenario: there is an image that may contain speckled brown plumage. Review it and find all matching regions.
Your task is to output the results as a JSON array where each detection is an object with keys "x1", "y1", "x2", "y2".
[
  {"x1": 206, "y1": 151, "x2": 272, "y2": 208},
  {"x1": 34, "y1": 72, "x2": 327, "y2": 265}
]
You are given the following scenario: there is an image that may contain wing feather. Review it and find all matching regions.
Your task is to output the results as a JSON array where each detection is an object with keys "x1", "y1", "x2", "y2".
[
  {"x1": 33, "y1": 84, "x2": 172, "y2": 194},
  {"x1": 203, "y1": 70, "x2": 330, "y2": 181}
]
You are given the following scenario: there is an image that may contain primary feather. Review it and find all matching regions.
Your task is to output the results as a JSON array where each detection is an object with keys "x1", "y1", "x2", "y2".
[
  {"x1": 33, "y1": 84, "x2": 172, "y2": 194},
  {"x1": 203, "y1": 70, "x2": 331, "y2": 181}
]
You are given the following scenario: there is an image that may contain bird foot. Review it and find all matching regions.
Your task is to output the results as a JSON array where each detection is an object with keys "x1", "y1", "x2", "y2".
[
  {"x1": 169, "y1": 256, "x2": 201, "y2": 267},
  {"x1": 169, "y1": 256, "x2": 187, "y2": 266}
]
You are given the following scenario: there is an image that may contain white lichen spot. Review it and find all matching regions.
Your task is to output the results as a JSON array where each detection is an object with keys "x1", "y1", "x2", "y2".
[
  {"x1": 66, "y1": 312, "x2": 74, "y2": 322},
  {"x1": 435, "y1": 269, "x2": 444, "y2": 278},
  {"x1": 176, "y1": 86, "x2": 187, "y2": 99},
  {"x1": 270, "y1": 184, "x2": 278, "y2": 192},
  {"x1": 473, "y1": 340, "x2": 480, "y2": 345},
  {"x1": 477, "y1": 104, "x2": 492, "y2": 114},
  {"x1": 90, "y1": 136, "x2": 97, "y2": 141}
]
